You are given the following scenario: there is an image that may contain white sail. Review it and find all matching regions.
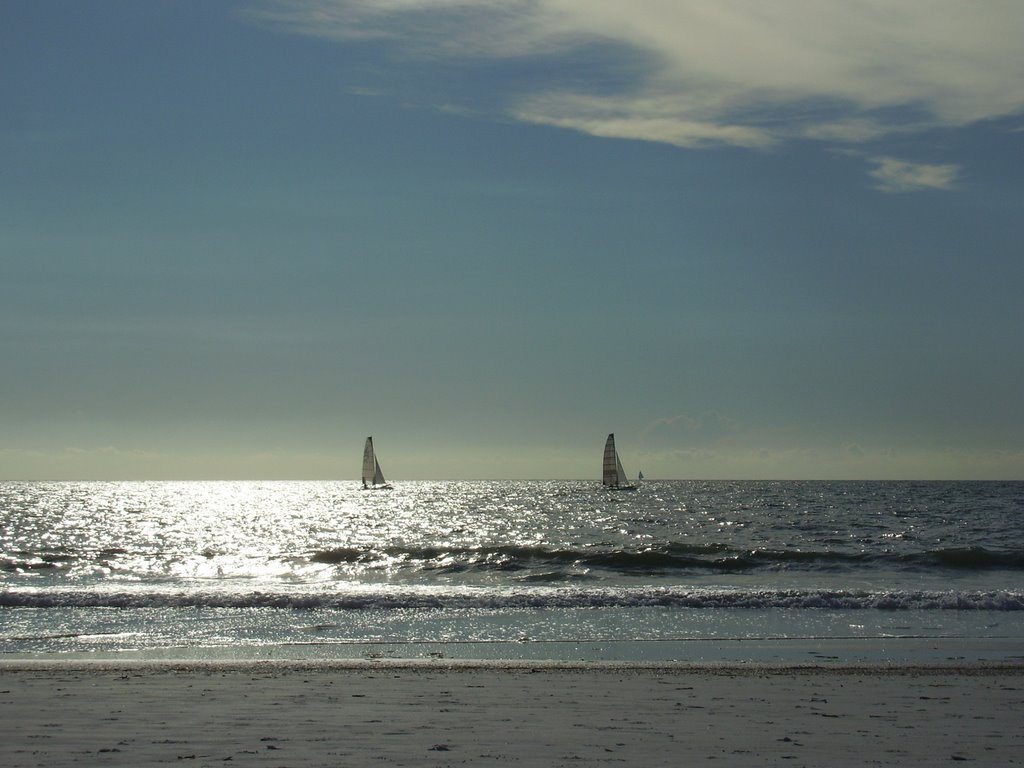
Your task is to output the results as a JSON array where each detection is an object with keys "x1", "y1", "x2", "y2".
[
  {"x1": 602, "y1": 433, "x2": 619, "y2": 486},
  {"x1": 362, "y1": 437, "x2": 392, "y2": 489},
  {"x1": 614, "y1": 453, "x2": 628, "y2": 485},
  {"x1": 603, "y1": 433, "x2": 636, "y2": 490},
  {"x1": 362, "y1": 437, "x2": 376, "y2": 486}
]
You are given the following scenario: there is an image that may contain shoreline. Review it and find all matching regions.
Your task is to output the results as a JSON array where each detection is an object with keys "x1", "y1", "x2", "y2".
[
  {"x1": 4, "y1": 657, "x2": 1024, "y2": 673},
  {"x1": 5, "y1": 632, "x2": 1023, "y2": 665}
]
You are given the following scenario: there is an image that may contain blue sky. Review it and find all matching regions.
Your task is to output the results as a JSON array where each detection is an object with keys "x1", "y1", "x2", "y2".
[{"x1": 2, "y1": 0, "x2": 1023, "y2": 480}]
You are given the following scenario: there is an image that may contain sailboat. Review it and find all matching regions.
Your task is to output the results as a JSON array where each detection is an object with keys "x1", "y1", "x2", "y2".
[
  {"x1": 602, "y1": 433, "x2": 637, "y2": 491},
  {"x1": 361, "y1": 436, "x2": 392, "y2": 490}
]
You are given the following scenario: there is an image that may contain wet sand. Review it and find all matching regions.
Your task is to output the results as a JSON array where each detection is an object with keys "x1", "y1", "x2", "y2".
[{"x1": 2, "y1": 661, "x2": 1023, "y2": 766}]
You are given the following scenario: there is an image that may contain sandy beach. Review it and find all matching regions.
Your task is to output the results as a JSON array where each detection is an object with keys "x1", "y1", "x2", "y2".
[{"x1": 2, "y1": 661, "x2": 1022, "y2": 767}]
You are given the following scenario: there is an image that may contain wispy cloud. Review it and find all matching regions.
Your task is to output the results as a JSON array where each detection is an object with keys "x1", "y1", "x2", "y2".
[
  {"x1": 253, "y1": 1, "x2": 1024, "y2": 185},
  {"x1": 868, "y1": 156, "x2": 959, "y2": 193},
  {"x1": 512, "y1": 92, "x2": 776, "y2": 150},
  {"x1": 644, "y1": 412, "x2": 741, "y2": 448}
]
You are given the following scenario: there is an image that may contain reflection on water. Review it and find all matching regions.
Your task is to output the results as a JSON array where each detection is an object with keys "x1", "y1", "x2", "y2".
[{"x1": 2, "y1": 480, "x2": 1023, "y2": 659}]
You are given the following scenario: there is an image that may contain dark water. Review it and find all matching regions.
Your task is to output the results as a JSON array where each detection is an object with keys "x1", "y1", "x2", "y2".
[{"x1": 2, "y1": 480, "x2": 1023, "y2": 661}]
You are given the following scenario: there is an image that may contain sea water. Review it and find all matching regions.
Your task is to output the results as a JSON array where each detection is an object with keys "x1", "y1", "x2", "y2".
[{"x1": 2, "y1": 480, "x2": 1023, "y2": 663}]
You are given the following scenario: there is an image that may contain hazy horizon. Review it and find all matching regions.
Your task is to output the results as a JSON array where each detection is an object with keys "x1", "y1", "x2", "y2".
[{"x1": 3, "y1": 2, "x2": 1023, "y2": 482}]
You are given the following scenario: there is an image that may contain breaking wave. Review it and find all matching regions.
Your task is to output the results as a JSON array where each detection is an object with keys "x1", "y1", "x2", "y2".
[
  {"x1": 308, "y1": 544, "x2": 1024, "y2": 573},
  {"x1": 3, "y1": 586, "x2": 1022, "y2": 611}
]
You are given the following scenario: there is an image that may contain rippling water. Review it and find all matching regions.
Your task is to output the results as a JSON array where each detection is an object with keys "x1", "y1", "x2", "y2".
[{"x1": 2, "y1": 480, "x2": 1023, "y2": 661}]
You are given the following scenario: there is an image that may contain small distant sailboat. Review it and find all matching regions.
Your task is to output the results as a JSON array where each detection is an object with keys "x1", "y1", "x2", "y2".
[
  {"x1": 602, "y1": 433, "x2": 637, "y2": 491},
  {"x1": 638, "y1": 470, "x2": 644, "y2": 482},
  {"x1": 361, "y1": 436, "x2": 392, "y2": 490}
]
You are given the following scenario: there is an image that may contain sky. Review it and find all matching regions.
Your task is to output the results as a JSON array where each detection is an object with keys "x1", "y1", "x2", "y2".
[{"x1": 2, "y1": 0, "x2": 1023, "y2": 481}]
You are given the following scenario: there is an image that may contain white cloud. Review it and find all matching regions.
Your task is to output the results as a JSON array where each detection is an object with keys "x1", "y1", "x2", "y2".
[
  {"x1": 254, "y1": 1, "x2": 1024, "y2": 183},
  {"x1": 868, "y1": 156, "x2": 959, "y2": 193},
  {"x1": 512, "y1": 91, "x2": 776, "y2": 149}
]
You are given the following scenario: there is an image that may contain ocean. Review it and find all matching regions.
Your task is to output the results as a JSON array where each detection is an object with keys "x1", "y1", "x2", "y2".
[{"x1": 2, "y1": 480, "x2": 1023, "y2": 664}]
